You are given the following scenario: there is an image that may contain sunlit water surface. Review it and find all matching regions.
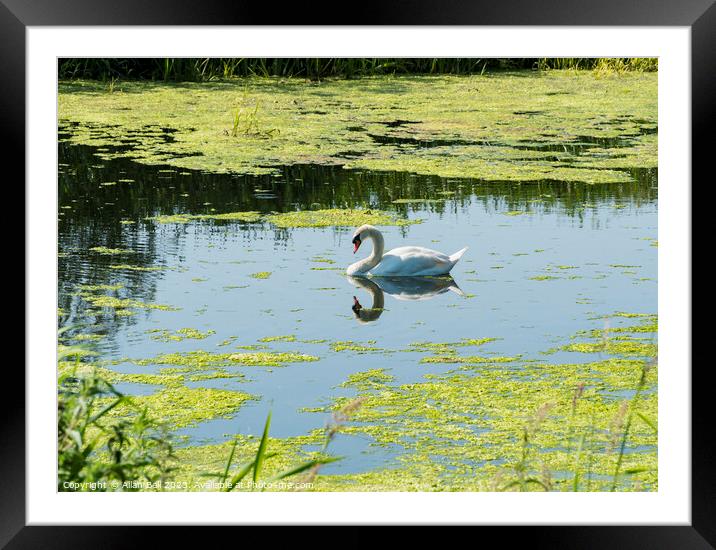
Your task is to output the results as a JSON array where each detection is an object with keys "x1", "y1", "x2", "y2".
[{"x1": 58, "y1": 141, "x2": 657, "y2": 473}]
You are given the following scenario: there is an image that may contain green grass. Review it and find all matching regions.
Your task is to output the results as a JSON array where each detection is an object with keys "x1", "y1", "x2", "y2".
[{"x1": 59, "y1": 58, "x2": 657, "y2": 82}]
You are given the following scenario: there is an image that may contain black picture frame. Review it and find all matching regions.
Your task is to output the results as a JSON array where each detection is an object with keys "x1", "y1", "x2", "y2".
[{"x1": 9, "y1": 0, "x2": 707, "y2": 545}]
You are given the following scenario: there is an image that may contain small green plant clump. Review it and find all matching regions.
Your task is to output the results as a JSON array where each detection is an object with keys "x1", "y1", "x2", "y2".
[
  {"x1": 214, "y1": 411, "x2": 339, "y2": 492},
  {"x1": 58, "y1": 351, "x2": 176, "y2": 491},
  {"x1": 228, "y1": 101, "x2": 279, "y2": 139}
]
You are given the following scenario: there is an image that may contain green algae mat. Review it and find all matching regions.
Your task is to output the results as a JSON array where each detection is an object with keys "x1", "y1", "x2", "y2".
[{"x1": 58, "y1": 72, "x2": 656, "y2": 184}]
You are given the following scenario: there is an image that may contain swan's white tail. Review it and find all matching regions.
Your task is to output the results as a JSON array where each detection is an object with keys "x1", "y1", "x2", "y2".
[{"x1": 449, "y1": 247, "x2": 468, "y2": 263}]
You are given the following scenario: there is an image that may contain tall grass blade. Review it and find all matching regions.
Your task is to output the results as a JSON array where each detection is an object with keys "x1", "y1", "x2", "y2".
[
  {"x1": 267, "y1": 456, "x2": 341, "y2": 483},
  {"x1": 221, "y1": 439, "x2": 238, "y2": 485},
  {"x1": 88, "y1": 396, "x2": 124, "y2": 423},
  {"x1": 253, "y1": 411, "x2": 272, "y2": 483},
  {"x1": 636, "y1": 412, "x2": 657, "y2": 433},
  {"x1": 225, "y1": 459, "x2": 255, "y2": 491}
]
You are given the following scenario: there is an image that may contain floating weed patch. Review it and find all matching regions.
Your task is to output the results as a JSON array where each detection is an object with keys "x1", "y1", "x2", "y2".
[
  {"x1": 311, "y1": 257, "x2": 336, "y2": 264},
  {"x1": 78, "y1": 287, "x2": 179, "y2": 314},
  {"x1": 70, "y1": 333, "x2": 106, "y2": 342},
  {"x1": 78, "y1": 283, "x2": 124, "y2": 292},
  {"x1": 340, "y1": 368, "x2": 395, "y2": 390},
  {"x1": 106, "y1": 386, "x2": 255, "y2": 429},
  {"x1": 407, "y1": 338, "x2": 498, "y2": 353},
  {"x1": 330, "y1": 340, "x2": 386, "y2": 353},
  {"x1": 147, "y1": 328, "x2": 216, "y2": 342},
  {"x1": 218, "y1": 337, "x2": 238, "y2": 347},
  {"x1": 89, "y1": 246, "x2": 135, "y2": 255},
  {"x1": 310, "y1": 316, "x2": 658, "y2": 491},
  {"x1": 562, "y1": 339, "x2": 657, "y2": 358},
  {"x1": 258, "y1": 335, "x2": 297, "y2": 343},
  {"x1": 391, "y1": 198, "x2": 444, "y2": 204},
  {"x1": 249, "y1": 271, "x2": 272, "y2": 279},
  {"x1": 564, "y1": 314, "x2": 657, "y2": 357},
  {"x1": 148, "y1": 211, "x2": 261, "y2": 224},
  {"x1": 147, "y1": 207, "x2": 414, "y2": 230},
  {"x1": 265, "y1": 208, "x2": 420, "y2": 229},
  {"x1": 147, "y1": 214, "x2": 194, "y2": 224},
  {"x1": 59, "y1": 362, "x2": 184, "y2": 388},
  {"x1": 59, "y1": 73, "x2": 655, "y2": 182},
  {"x1": 199, "y1": 212, "x2": 262, "y2": 222},
  {"x1": 530, "y1": 275, "x2": 559, "y2": 281},
  {"x1": 609, "y1": 312, "x2": 652, "y2": 319},
  {"x1": 420, "y1": 354, "x2": 520, "y2": 364},
  {"x1": 109, "y1": 264, "x2": 169, "y2": 272},
  {"x1": 133, "y1": 350, "x2": 319, "y2": 369},
  {"x1": 171, "y1": 433, "x2": 325, "y2": 490}
]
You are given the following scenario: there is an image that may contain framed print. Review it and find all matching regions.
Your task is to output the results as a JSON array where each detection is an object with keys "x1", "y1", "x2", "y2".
[{"x1": 10, "y1": 0, "x2": 708, "y2": 545}]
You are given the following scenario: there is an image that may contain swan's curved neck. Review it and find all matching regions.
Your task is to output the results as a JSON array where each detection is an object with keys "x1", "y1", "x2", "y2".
[
  {"x1": 348, "y1": 227, "x2": 384, "y2": 275},
  {"x1": 366, "y1": 281, "x2": 385, "y2": 310},
  {"x1": 358, "y1": 284, "x2": 384, "y2": 322}
]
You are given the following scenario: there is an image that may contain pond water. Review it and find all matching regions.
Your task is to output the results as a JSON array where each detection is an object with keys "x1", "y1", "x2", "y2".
[{"x1": 58, "y1": 135, "x2": 657, "y2": 476}]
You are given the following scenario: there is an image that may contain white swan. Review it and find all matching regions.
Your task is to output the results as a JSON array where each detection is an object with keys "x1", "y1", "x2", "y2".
[{"x1": 346, "y1": 224, "x2": 468, "y2": 277}]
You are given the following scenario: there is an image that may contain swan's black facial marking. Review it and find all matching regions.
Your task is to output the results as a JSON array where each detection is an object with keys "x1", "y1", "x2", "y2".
[{"x1": 352, "y1": 234, "x2": 362, "y2": 254}]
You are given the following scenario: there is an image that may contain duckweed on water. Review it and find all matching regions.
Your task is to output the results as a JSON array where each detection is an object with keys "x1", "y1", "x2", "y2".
[
  {"x1": 133, "y1": 350, "x2": 319, "y2": 369},
  {"x1": 80, "y1": 292, "x2": 179, "y2": 314},
  {"x1": 148, "y1": 211, "x2": 261, "y2": 224},
  {"x1": 61, "y1": 312, "x2": 657, "y2": 491},
  {"x1": 89, "y1": 246, "x2": 135, "y2": 255},
  {"x1": 77, "y1": 283, "x2": 124, "y2": 292},
  {"x1": 171, "y1": 433, "x2": 325, "y2": 490},
  {"x1": 306, "y1": 317, "x2": 658, "y2": 491},
  {"x1": 562, "y1": 339, "x2": 657, "y2": 357},
  {"x1": 391, "y1": 198, "x2": 444, "y2": 204},
  {"x1": 407, "y1": 338, "x2": 498, "y2": 353},
  {"x1": 58, "y1": 73, "x2": 656, "y2": 183},
  {"x1": 106, "y1": 385, "x2": 255, "y2": 429},
  {"x1": 330, "y1": 340, "x2": 386, "y2": 353},
  {"x1": 147, "y1": 328, "x2": 216, "y2": 342},
  {"x1": 258, "y1": 335, "x2": 297, "y2": 343},
  {"x1": 420, "y1": 354, "x2": 520, "y2": 364},
  {"x1": 340, "y1": 368, "x2": 395, "y2": 390},
  {"x1": 109, "y1": 264, "x2": 169, "y2": 272},
  {"x1": 249, "y1": 271, "x2": 272, "y2": 279},
  {"x1": 265, "y1": 209, "x2": 420, "y2": 229}
]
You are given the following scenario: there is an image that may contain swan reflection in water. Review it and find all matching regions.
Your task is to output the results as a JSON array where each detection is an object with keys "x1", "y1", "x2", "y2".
[{"x1": 347, "y1": 275, "x2": 466, "y2": 323}]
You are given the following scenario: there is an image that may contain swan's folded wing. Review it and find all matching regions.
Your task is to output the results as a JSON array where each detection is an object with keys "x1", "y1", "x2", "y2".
[{"x1": 370, "y1": 247, "x2": 453, "y2": 276}]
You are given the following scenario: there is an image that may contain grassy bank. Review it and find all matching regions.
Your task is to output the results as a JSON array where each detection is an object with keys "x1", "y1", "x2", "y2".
[{"x1": 59, "y1": 58, "x2": 657, "y2": 82}]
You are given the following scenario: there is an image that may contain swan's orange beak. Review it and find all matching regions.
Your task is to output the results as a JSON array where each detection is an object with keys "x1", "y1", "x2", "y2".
[{"x1": 352, "y1": 235, "x2": 361, "y2": 254}]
